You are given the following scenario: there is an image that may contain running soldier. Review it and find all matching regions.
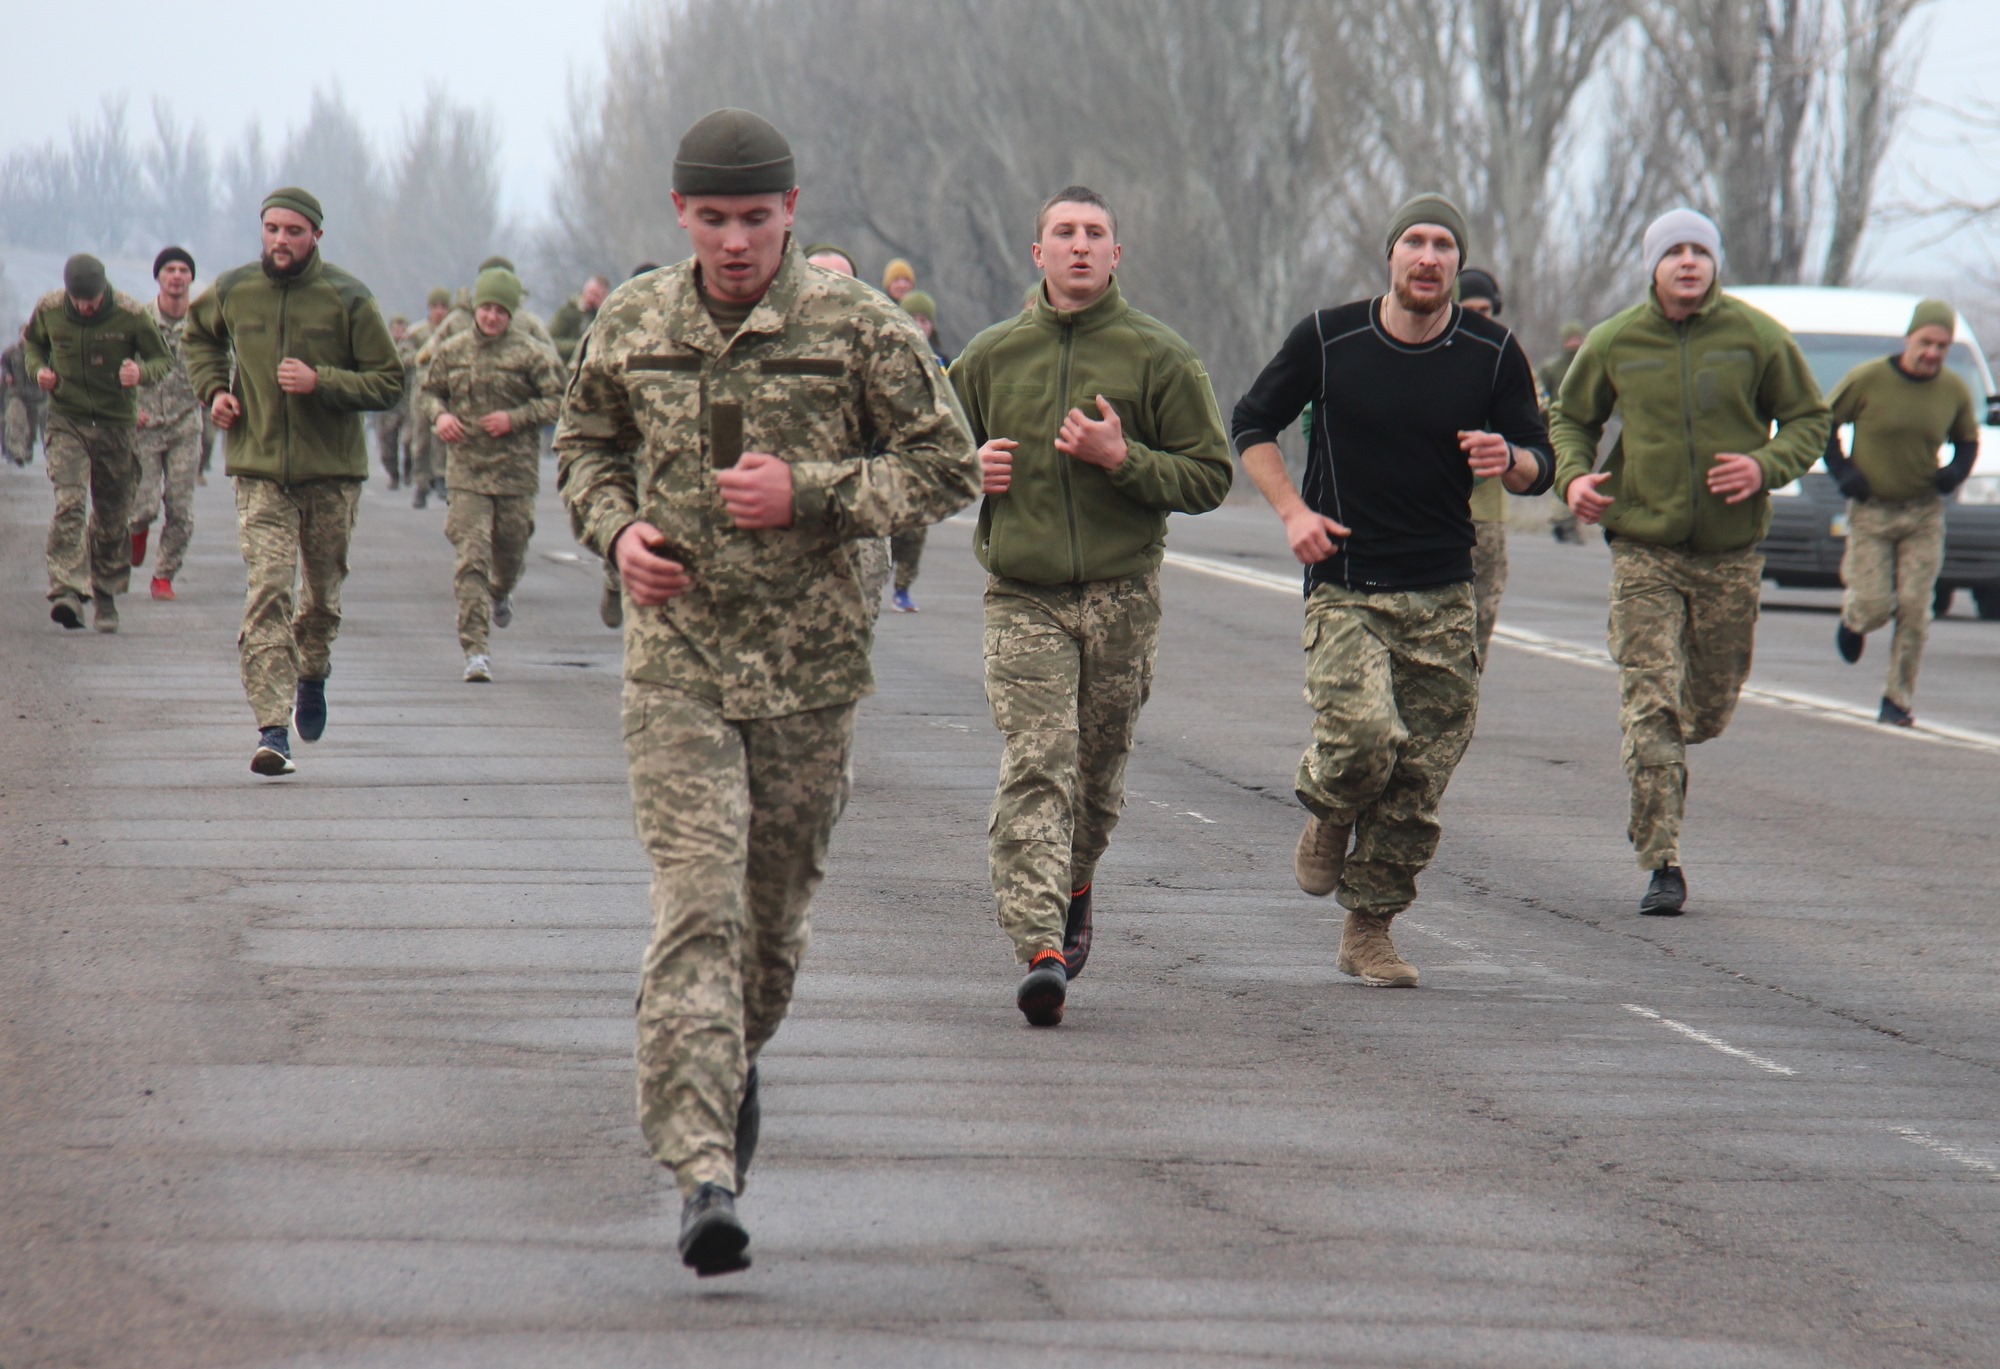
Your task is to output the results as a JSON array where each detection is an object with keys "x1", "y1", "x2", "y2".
[
  {"x1": 1824, "y1": 297, "x2": 1980, "y2": 726},
  {"x1": 1552, "y1": 209, "x2": 1829, "y2": 914},
  {"x1": 373, "y1": 314, "x2": 414, "y2": 489},
  {"x1": 129, "y1": 246, "x2": 204, "y2": 600},
  {"x1": 549, "y1": 274, "x2": 610, "y2": 365},
  {"x1": 405, "y1": 289, "x2": 450, "y2": 507},
  {"x1": 4, "y1": 326, "x2": 45, "y2": 465},
  {"x1": 1455, "y1": 267, "x2": 1513, "y2": 665},
  {"x1": 951, "y1": 186, "x2": 1233, "y2": 1027},
  {"x1": 889, "y1": 288, "x2": 950, "y2": 613},
  {"x1": 556, "y1": 109, "x2": 977, "y2": 1275},
  {"x1": 425, "y1": 267, "x2": 565, "y2": 682},
  {"x1": 183, "y1": 187, "x2": 405, "y2": 777},
  {"x1": 1234, "y1": 194, "x2": 1552, "y2": 987},
  {"x1": 24, "y1": 254, "x2": 172, "y2": 631}
]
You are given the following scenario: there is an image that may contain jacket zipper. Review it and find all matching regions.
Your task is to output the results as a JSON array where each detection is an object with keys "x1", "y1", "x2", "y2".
[
  {"x1": 1677, "y1": 319, "x2": 1699, "y2": 547},
  {"x1": 1056, "y1": 320, "x2": 1081, "y2": 582},
  {"x1": 278, "y1": 284, "x2": 292, "y2": 487}
]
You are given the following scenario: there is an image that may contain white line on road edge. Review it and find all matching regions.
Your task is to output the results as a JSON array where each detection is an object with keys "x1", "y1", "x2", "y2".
[
  {"x1": 1891, "y1": 1126, "x2": 2000, "y2": 1177},
  {"x1": 1160, "y1": 550, "x2": 2000, "y2": 759},
  {"x1": 1622, "y1": 1004, "x2": 1797, "y2": 1076}
]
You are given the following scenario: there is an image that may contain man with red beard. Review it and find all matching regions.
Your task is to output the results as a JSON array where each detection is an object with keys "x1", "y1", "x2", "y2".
[{"x1": 1233, "y1": 194, "x2": 1551, "y2": 987}]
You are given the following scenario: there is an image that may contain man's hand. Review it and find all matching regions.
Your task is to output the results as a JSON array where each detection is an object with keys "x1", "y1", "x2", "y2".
[
  {"x1": 1834, "y1": 468, "x2": 1871, "y2": 501},
  {"x1": 1459, "y1": 429, "x2": 1512, "y2": 479},
  {"x1": 210, "y1": 392, "x2": 242, "y2": 430},
  {"x1": 277, "y1": 358, "x2": 318, "y2": 395},
  {"x1": 1567, "y1": 471, "x2": 1614, "y2": 523},
  {"x1": 1706, "y1": 452, "x2": 1763, "y2": 504},
  {"x1": 37, "y1": 367, "x2": 57, "y2": 393},
  {"x1": 435, "y1": 412, "x2": 466, "y2": 444},
  {"x1": 479, "y1": 410, "x2": 513, "y2": 438},
  {"x1": 1282, "y1": 505, "x2": 1351, "y2": 565},
  {"x1": 1055, "y1": 395, "x2": 1128, "y2": 471},
  {"x1": 716, "y1": 451, "x2": 795, "y2": 529},
  {"x1": 136, "y1": 410, "x2": 152, "y2": 429},
  {"x1": 118, "y1": 358, "x2": 142, "y2": 387},
  {"x1": 978, "y1": 437, "x2": 1018, "y2": 494},
  {"x1": 613, "y1": 520, "x2": 692, "y2": 606}
]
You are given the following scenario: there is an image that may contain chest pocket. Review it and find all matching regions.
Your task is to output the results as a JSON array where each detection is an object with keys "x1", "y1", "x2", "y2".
[
  {"x1": 1095, "y1": 390, "x2": 1150, "y2": 447},
  {"x1": 753, "y1": 355, "x2": 855, "y2": 461}
]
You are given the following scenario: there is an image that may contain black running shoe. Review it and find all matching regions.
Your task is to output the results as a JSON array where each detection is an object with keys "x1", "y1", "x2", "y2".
[
  {"x1": 1017, "y1": 950, "x2": 1068, "y2": 1027},
  {"x1": 1639, "y1": 865, "x2": 1687, "y2": 916},
  {"x1": 678, "y1": 1182, "x2": 751, "y2": 1277},
  {"x1": 1878, "y1": 696, "x2": 1914, "y2": 727},
  {"x1": 294, "y1": 677, "x2": 327, "y2": 743},
  {"x1": 251, "y1": 727, "x2": 296, "y2": 777},
  {"x1": 51, "y1": 598, "x2": 84, "y2": 630},
  {"x1": 1836, "y1": 624, "x2": 1864, "y2": 664},
  {"x1": 1061, "y1": 885, "x2": 1094, "y2": 978}
]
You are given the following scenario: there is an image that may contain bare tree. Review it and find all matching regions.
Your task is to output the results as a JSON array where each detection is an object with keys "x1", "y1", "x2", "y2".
[{"x1": 378, "y1": 89, "x2": 506, "y2": 311}]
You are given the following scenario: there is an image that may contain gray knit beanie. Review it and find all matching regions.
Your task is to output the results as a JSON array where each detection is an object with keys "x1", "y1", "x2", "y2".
[{"x1": 1642, "y1": 208, "x2": 1722, "y2": 279}]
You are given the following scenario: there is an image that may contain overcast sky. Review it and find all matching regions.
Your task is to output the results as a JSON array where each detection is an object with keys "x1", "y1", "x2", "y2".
[{"x1": 5, "y1": 0, "x2": 1998, "y2": 280}]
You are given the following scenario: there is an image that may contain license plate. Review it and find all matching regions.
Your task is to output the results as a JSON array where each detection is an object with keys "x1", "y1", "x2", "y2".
[{"x1": 1829, "y1": 514, "x2": 1849, "y2": 538}]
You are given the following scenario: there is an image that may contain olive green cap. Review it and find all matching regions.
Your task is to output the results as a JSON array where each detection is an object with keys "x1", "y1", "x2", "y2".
[
  {"x1": 426, "y1": 287, "x2": 451, "y2": 307},
  {"x1": 473, "y1": 268, "x2": 522, "y2": 315},
  {"x1": 1385, "y1": 192, "x2": 1469, "y2": 262},
  {"x1": 478, "y1": 255, "x2": 516, "y2": 274},
  {"x1": 1908, "y1": 298, "x2": 1955, "y2": 337},
  {"x1": 262, "y1": 186, "x2": 324, "y2": 229},
  {"x1": 63, "y1": 253, "x2": 107, "y2": 300},
  {"x1": 899, "y1": 290, "x2": 936, "y2": 321},
  {"x1": 673, "y1": 108, "x2": 795, "y2": 196},
  {"x1": 388, "y1": 314, "x2": 408, "y2": 327}
]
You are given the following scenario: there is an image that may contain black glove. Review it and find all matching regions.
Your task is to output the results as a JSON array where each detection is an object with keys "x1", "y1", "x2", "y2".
[
  {"x1": 1834, "y1": 469, "x2": 1871, "y2": 501},
  {"x1": 1937, "y1": 468, "x2": 1967, "y2": 496}
]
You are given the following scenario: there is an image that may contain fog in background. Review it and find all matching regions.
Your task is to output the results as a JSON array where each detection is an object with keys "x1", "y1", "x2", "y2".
[{"x1": 5, "y1": 0, "x2": 1999, "y2": 399}]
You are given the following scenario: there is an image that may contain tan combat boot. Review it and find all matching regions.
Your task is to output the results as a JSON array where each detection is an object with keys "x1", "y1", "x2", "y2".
[
  {"x1": 1294, "y1": 814, "x2": 1352, "y2": 896},
  {"x1": 1336, "y1": 912, "x2": 1419, "y2": 987}
]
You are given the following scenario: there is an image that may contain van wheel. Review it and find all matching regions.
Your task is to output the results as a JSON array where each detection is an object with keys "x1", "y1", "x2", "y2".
[
  {"x1": 1934, "y1": 583, "x2": 1956, "y2": 617},
  {"x1": 1975, "y1": 586, "x2": 2000, "y2": 621}
]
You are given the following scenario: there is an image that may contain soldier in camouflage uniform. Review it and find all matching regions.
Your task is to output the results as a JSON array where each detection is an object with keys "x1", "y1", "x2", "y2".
[
  {"x1": 425, "y1": 267, "x2": 565, "y2": 681},
  {"x1": 1540, "y1": 321, "x2": 1587, "y2": 544},
  {"x1": 24, "y1": 254, "x2": 174, "y2": 631},
  {"x1": 951, "y1": 186, "x2": 1233, "y2": 1027},
  {"x1": 1553, "y1": 209, "x2": 1828, "y2": 914},
  {"x1": 404, "y1": 290, "x2": 450, "y2": 506},
  {"x1": 183, "y1": 187, "x2": 405, "y2": 777},
  {"x1": 3, "y1": 327, "x2": 44, "y2": 465},
  {"x1": 1236, "y1": 194, "x2": 1552, "y2": 988},
  {"x1": 129, "y1": 247, "x2": 204, "y2": 599},
  {"x1": 555, "y1": 109, "x2": 977, "y2": 1276},
  {"x1": 372, "y1": 314, "x2": 414, "y2": 489}
]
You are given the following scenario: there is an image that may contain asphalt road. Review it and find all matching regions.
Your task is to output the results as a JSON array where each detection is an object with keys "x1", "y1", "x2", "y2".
[{"x1": 4, "y1": 462, "x2": 1999, "y2": 1369}]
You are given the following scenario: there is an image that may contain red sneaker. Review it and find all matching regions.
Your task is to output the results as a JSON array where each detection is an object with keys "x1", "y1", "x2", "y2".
[
  {"x1": 131, "y1": 527, "x2": 149, "y2": 567},
  {"x1": 150, "y1": 577, "x2": 175, "y2": 601}
]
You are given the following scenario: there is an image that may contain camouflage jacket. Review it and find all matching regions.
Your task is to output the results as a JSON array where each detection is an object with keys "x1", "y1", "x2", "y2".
[
  {"x1": 556, "y1": 243, "x2": 979, "y2": 718},
  {"x1": 550, "y1": 295, "x2": 597, "y2": 365},
  {"x1": 135, "y1": 299, "x2": 202, "y2": 432},
  {"x1": 422, "y1": 322, "x2": 565, "y2": 496}
]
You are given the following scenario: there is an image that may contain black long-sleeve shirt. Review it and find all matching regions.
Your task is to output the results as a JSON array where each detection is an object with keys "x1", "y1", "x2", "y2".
[{"x1": 1232, "y1": 299, "x2": 1552, "y2": 594}]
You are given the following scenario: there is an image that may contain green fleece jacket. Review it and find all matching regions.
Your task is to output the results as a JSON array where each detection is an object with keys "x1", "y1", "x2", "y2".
[
  {"x1": 949, "y1": 278, "x2": 1232, "y2": 585},
  {"x1": 23, "y1": 288, "x2": 172, "y2": 427},
  {"x1": 182, "y1": 252, "x2": 404, "y2": 486},
  {"x1": 1551, "y1": 284, "x2": 1830, "y2": 551}
]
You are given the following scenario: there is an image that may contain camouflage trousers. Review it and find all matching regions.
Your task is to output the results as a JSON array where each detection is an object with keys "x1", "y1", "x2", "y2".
[
  {"x1": 891, "y1": 525, "x2": 928, "y2": 592},
  {"x1": 1471, "y1": 519, "x2": 1508, "y2": 668},
  {"x1": 623, "y1": 681, "x2": 855, "y2": 1196},
  {"x1": 1607, "y1": 540, "x2": 1762, "y2": 870},
  {"x1": 3, "y1": 394, "x2": 35, "y2": 464},
  {"x1": 853, "y1": 536, "x2": 891, "y2": 620},
  {"x1": 132, "y1": 413, "x2": 202, "y2": 581},
  {"x1": 233, "y1": 477, "x2": 362, "y2": 730},
  {"x1": 445, "y1": 491, "x2": 534, "y2": 655},
  {"x1": 406, "y1": 416, "x2": 437, "y2": 489},
  {"x1": 1296, "y1": 581, "x2": 1479, "y2": 917},
  {"x1": 984, "y1": 571, "x2": 1160, "y2": 961},
  {"x1": 1840, "y1": 495, "x2": 1943, "y2": 713},
  {"x1": 375, "y1": 411, "x2": 409, "y2": 484},
  {"x1": 44, "y1": 415, "x2": 137, "y2": 604}
]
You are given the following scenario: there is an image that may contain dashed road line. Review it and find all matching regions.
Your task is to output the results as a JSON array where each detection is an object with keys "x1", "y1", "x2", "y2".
[
  {"x1": 1890, "y1": 1126, "x2": 1999, "y2": 1177},
  {"x1": 1161, "y1": 550, "x2": 2000, "y2": 757},
  {"x1": 1622, "y1": 1004, "x2": 1797, "y2": 1076}
]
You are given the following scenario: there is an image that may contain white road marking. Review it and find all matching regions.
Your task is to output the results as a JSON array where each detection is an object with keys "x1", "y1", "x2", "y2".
[
  {"x1": 1179, "y1": 811, "x2": 1218, "y2": 824},
  {"x1": 1890, "y1": 1126, "x2": 2000, "y2": 1177},
  {"x1": 1400, "y1": 920, "x2": 1493, "y2": 958},
  {"x1": 1622, "y1": 1004, "x2": 1797, "y2": 1076},
  {"x1": 1160, "y1": 550, "x2": 2000, "y2": 757}
]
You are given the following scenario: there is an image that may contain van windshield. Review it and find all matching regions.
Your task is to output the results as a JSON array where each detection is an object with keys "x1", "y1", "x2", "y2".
[{"x1": 1792, "y1": 334, "x2": 1991, "y2": 400}]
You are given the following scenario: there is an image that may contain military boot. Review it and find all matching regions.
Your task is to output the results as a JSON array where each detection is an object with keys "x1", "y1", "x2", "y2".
[
  {"x1": 678, "y1": 1182, "x2": 751, "y2": 1277},
  {"x1": 1016, "y1": 949, "x2": 1068, "y2": 1027},
  {"x1": 91, "y1": 592, "x2": 119, "y2": 634},
  {"x1": 51, "y1": 596, "x2": 85, "y2": 630},
  {"x1": 1639, "y1": 865, "x2": 1687, "y2": 915},
  {"x1": 1295, "y1": 814, "x2": 1352, "y2": 896},
  {"x1": 1336, "y1": 912, "x2": 1418, "y2": 987},
  {"x1": 1061, "y1": 884, "x2": 1094, "y2": 978}
]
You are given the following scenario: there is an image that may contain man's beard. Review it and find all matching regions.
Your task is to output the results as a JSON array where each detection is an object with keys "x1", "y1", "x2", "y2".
[
  {"x1": 1392, "y1": 276, "x2": 1449, "y2": 315},
  {"x1": 262, "y1": 248, "x2": 313, "y2": 280}
]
